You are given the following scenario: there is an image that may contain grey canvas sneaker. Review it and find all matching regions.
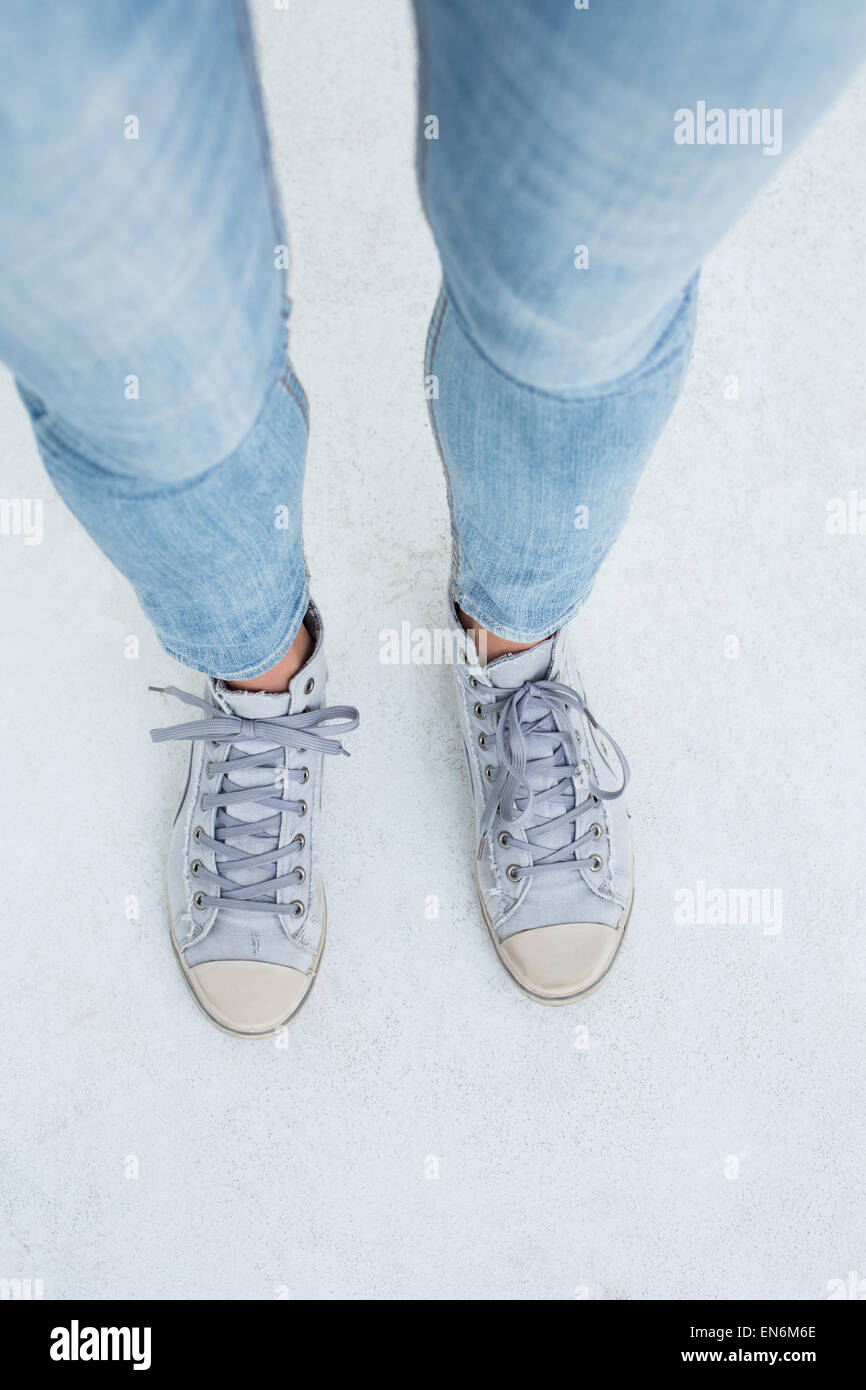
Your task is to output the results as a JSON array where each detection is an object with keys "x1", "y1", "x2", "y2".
[
  {"x1": 150, "y1": 603, "x2": 358, "y2": 1038},
  {"x1": 450, "y1": 599, "x2": 633, "y2": 1004}
]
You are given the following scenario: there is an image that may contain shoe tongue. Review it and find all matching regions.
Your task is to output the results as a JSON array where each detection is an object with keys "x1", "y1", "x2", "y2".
[
  {"x1": 487, "y1": 637, "x2": 575, "y2": 855},
  {"x1": 215, "y1": 684, "x2": 291, "y2": 718},
  {"x1": 486, "y1": 636, "x2": 554, "y2": 689},
  {"x1": 208, "y1": 682, "x2": 294, "y2": 924}
]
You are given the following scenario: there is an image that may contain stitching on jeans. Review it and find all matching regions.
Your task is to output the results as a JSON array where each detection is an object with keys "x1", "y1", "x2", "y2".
[
  {"x1": 278, "y1": 294, "x2": 309, "y2": 430},
  {"x1": 280, "y1": 371, "x2": 309, "y2": 431},
  {"x1": 282, "y1": 367, "x2": 312, "y2": 587},
  {"x1": 278, "y1": 302, "x2": 312, "y2": 588},
  {"x1": 424, "y1": 291, "x2": 462, "y2": 599}
]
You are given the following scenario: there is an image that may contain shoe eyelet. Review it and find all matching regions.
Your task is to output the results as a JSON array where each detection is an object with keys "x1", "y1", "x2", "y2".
[
  {"x1": 297, "y1": 800, "x2": 307, "y2": 817},
  {"x1": 589, "y1": 822, "x2": 602, "y2": 840},
  {"x1": 210, "y1": 740, "x2": 219, "y2": 749},
  {"x1": 304, "y1": 678, "x2": 315, "y2": 695},
  {"x1": 469, "y1": 676, "x2": 478, "y2": 689},
  {"x1": 498, "y1": 831, "x2": 510, "y2": 848},
  {"x1": 506, "y1": 864, "x2": 522, "y2": 882},
  {"x1": 575, "y1": 731, "x2": 581, "y2": 743},
  {"x1": 478, "y1": 733, "x2": 487, "y2": 749},
  {"x1": 199, "y1": 795, "x2": 207, "y2": 811},
  {"x1": 294, "y1": 833, "x2": 306, "y2": 850},
  {"x1": 589, "y1": 854, "x2": 603, "y2": 872},
  {"x1": 294, "y1": 866, "x2": 306, "y2": 884},
  {"x1": 190, "y1": 859, "x2": 202, "y2": 876},
  {"x1": 484, "y1": 765, "x2": 495, "y2": 782},
  {"x1": 591, "y1": 794, "x2": 600, "y2": 807},
  {"x1": 473, "y1": 701, "x2": 484, "y2": 719},
  {"x1": 299, "y1": 766, "x2": 309, "y2": 784},
  {"x1": 193, "y1": 891, "x2": 206, "y2": 910},
  {"x1": 288, "y1": 900, "x2": 305, "y2": 918},
  {"x1": 193, "y1": 825, "x2": 203, "y2": 842},
  {"x1": 205, "y1": 760, "x2": 214, "y2": 778}
]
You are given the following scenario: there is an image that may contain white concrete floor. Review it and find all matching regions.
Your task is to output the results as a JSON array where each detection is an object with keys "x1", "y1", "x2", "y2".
[{"x1": 2, "y1": 2, "x2": 865, "y2": 1300}]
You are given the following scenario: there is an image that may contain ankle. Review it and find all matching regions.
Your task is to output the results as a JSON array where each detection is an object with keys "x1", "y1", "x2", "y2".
[
  {"x1": 225, "y1": 616, "x2": 314, "y2": 693},
  {"x1": 456, "y1": 605, "x2": 551, "y2": 667}
]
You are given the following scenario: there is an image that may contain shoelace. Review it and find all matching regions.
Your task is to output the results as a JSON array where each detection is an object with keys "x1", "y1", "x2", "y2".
[
  {"x1": 150, "y1": 686, "x2": 359, "y2": 915},
  {"x1": 476, "y1": 678, "x2": 629, "y2": 881}
]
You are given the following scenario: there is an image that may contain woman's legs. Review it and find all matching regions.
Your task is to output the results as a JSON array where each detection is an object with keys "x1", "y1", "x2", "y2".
[
  {"x1": 0, "y1": 1, "x2": 359, "y2": 1036},
  {"x1": 0, "y1": 0, "x2": 309, "y2": 679},
  {"x1": 418, "y1": 0, "x2": 866, "y2": 640}
]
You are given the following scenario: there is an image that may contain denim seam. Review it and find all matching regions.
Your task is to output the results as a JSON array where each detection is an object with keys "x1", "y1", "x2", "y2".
[
  {"x1": 280, "y1": 369, "x2": 309, "y2": 431},
  {"x1": 278, "y1": 297, "x2": 312, "y2": 589},
  {"x1": 424, "y1": 289, "x2": 461, "y2": 601},
  {"x1": 279, "y1": 362, "x2": 312, "y2": 587}
]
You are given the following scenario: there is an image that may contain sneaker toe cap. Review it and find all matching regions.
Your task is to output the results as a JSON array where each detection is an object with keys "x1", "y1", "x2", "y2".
[
  {"x1": 499, "y1": 921, "x2": 619, "y2": 1002},
  {"x1": 188, "y1": 960, "x2": 312, "y2": 1036}
]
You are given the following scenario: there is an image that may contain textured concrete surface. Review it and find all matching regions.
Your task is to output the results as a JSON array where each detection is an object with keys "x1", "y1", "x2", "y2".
[{"x1": 1, "y1": 2, "x2": 865, "y2": 1300}]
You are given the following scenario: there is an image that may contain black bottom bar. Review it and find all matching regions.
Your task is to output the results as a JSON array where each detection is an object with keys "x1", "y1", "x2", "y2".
[{"x1": 6, "y1": 1298, "x2": 865, "y2": 1375}]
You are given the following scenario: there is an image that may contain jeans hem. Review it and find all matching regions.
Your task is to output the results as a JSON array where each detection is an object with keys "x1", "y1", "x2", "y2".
[
  {"x1": 450, "y1": 578, "x2": 590, "y2": 645},
  {"x1": 158, "y1": 580, "x2": 310, "y2": 680}
]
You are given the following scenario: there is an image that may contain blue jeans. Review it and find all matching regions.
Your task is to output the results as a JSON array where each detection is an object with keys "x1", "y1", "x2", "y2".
[{"x1": 1, "y1": 1, "x2": 863, "y2": 673}]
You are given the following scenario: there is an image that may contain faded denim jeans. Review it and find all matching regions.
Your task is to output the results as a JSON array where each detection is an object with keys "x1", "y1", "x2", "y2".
[{"x1": 0, "y1": 0, "x2": 863, "y2": 672}]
